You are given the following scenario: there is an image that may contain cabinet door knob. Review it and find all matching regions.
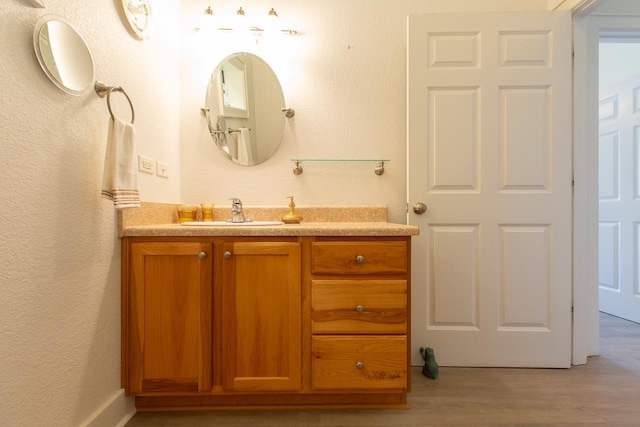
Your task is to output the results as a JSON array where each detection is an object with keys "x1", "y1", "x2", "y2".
[
  {"x1": 356, "y1": 255, "x2": 365, "y2": 263},
  {"x1": 198, "y1": 252, "x2": 207, "y2": 260},
  {"x1": 224, "y1": 251, "x2": 232, "y2": 259},
  {"x1": 356, "y1": 305, "x2": 365, "y2": 312},
  {"x1": 356, "y1": 361, "x2": 364, "y2": 370}
]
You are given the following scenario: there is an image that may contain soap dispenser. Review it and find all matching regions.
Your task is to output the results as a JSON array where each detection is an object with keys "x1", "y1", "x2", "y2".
[{"x1": 281, "y1": 196, "x2": 303, "y2": 224}]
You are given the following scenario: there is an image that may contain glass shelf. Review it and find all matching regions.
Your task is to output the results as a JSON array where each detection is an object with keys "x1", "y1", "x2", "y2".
[
  {"x1": 290, "y1": 159, "x2": 390, "y2": 162},
  {"x1": 290, "y1": 159, "x2": 390, "y2": 175}
]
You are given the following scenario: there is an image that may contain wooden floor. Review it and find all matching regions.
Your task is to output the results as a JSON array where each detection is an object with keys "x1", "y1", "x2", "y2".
[{"x1": 127, "y1": 313, "x2": 640, "y2": 426}]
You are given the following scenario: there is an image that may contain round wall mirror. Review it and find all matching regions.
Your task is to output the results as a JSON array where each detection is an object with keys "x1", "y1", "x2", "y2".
[
  {"x1": 205, "y1": 52, "x2": 286, "y2": 166},
  {"x1": 33, "y1": 15, "x2": 95, "y2": 96}
]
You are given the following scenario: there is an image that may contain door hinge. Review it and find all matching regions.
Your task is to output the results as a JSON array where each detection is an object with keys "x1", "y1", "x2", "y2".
[{"x1": 572, "y1": 48, "x2": 575, "y2": 66}]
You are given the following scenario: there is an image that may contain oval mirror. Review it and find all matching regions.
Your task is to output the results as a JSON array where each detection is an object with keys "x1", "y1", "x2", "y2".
[
  {"x1": 205, "y1": 52, "x2": 285, "y2": 166},
  {"x1": 33, "y1": 15, "x2": 95, "y2": 96}
]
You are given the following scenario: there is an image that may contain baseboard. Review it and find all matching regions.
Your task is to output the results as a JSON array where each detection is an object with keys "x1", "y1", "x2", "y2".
[{"x1": 79, "y1": 389, "x2": 136, "y2": 427}]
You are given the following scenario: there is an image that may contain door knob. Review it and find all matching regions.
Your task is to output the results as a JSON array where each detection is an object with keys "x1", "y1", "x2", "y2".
[{"x1": 413, "y1": 202, "x2": 427, "y2": 214}]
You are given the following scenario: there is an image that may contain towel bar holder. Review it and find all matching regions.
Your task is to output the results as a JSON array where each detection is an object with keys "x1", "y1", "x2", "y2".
[
  {"x1": 95, "y1": 81, "x2": 135, "y2": 124},
  {"x1": 201, "y1": 107, "x2": 294, "y2": 118}
]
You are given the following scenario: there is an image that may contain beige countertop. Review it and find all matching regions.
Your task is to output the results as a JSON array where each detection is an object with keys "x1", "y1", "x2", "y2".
[
  {"x1": 118, "y1": 203, "x2": 419, "y2": 237},
  {"x1": 122, "y1": 221, "x2": 419, "y2": 237}
]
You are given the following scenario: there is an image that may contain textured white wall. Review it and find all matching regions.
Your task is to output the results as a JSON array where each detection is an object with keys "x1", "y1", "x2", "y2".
[
  {"x1": 179, "y1": 0, "x2": 549, "y2": 224},
  {"x1": 0, "y1": 1, "x2": 180, "y2": 426}
]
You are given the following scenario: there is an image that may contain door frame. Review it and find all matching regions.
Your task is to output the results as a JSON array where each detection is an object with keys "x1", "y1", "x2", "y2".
[{"x1": 572, "y1": 2, "x2": 640, "y2": 364}]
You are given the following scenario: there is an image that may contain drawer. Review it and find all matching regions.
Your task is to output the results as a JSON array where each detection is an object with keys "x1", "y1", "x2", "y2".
[
  {"x1": 312, "y1": 336, "x2": 407, "y2": 390},
  {"x1": 311, "y1": 241, "x2": 407, "y2": 275},
  {"x1": 312, "y1": 280, "x2": 407, "y2": 334}
]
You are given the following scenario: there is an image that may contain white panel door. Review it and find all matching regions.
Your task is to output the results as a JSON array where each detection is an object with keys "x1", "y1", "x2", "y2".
[
  {"x1": 408, "y1": 12, "x2": 572, "y2": 367},
  {"x1": 599, "y1": 73, "x2": 640, "y2": 324}
]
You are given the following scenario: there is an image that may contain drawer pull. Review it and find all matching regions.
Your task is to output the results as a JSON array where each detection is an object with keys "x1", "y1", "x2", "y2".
[
  {"x1": 356, "y1": 305, "x2": 365, "y2": 313},
  {"x1": 224, "y1": 251, "x2": 232, "y2": 259},
  {"x1": 356, "y1": 255, "x2": 365, "y2": 263},
  {"x1": 356, "y1": 361, "x2": 365, "y2": 370},
  {"x1": 198, "y1": 252, "x2": 207, "y2": 260}
]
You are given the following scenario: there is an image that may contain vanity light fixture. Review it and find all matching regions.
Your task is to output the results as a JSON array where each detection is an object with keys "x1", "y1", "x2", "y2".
[
  {"x1": 265, "y1": 7, "x2": 298, "y2": 35},
  {"x1": 195, "y1": 6, "x2": 297, "y2": 35}
]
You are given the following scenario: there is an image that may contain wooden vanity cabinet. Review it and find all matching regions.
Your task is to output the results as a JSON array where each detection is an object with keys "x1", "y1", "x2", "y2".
[{"x1": 122, "y1": 235, "x2": 411, "y2": 410}]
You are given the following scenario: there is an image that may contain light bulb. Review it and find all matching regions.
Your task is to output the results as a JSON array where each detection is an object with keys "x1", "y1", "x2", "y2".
[
  {"x1": 233, "y1": 6, "x2": 249, "y2": 32},
  {"x1": 265, "y1": 7, "x2": 281, "y2": 33},
  {"x1": 199, "y1": 6, "x2": 215, "y2": 32}
]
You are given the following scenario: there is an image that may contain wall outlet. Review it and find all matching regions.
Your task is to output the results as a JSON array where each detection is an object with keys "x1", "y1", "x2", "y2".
[
  {"x1": 157, "y1": 161, "x2": 169, "y2": 178},
  {"x1": 138, "y1": 155, "x2": 155, "y2": 174}
]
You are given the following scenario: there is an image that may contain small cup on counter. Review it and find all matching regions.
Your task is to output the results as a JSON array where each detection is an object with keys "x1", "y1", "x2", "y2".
[
  {"x1": 201, "y1": 204, "x2": 214, "y2": 222},
  {"x1": 177, "y1": 205, "x2": 198, "y2": 223}
]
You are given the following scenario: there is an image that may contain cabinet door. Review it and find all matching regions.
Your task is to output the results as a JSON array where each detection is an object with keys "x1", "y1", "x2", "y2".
[
  {"x1": 128, "y1": 242, "x2": 212, "y2": 393},
  {"x1": 221, "y1": 241, "x2": 302, "y2": 391}
]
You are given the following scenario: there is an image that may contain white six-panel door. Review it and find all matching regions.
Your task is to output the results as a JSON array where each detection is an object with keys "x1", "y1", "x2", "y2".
[
  {"x1": 408, "y1": 12, "x2": 572, "y2": 367},
  {"x1": 599, "y1": 73, "x2": 640, "y2": 324}
]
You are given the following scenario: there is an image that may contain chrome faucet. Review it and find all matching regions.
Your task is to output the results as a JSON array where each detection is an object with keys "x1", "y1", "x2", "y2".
[{"x1": 229, "y1": 198, "x2": 250, "y2": 223}]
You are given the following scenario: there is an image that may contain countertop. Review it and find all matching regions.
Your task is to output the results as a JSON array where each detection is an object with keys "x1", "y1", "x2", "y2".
[
  {"x1": 118, "y1": 203, "x2": 419, "y2": 237},
  {"x1": 121, "y1": 221, "x2": 419, "y2": 237}
]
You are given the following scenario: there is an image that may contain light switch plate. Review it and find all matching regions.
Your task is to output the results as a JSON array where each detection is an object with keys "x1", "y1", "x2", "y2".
[{"x1": 157, "y1": 161, "x2": 169, "y2": 178}]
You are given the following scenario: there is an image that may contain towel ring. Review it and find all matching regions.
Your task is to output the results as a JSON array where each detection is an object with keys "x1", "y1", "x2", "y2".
[{"x1": 94, "y1": 81, "x2": 135, "y2": 124}]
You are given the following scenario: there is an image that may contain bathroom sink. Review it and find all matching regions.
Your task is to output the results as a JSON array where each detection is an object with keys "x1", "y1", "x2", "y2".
[{"x1": 180, "y1": 221, "x2": 283, "y2": 226}]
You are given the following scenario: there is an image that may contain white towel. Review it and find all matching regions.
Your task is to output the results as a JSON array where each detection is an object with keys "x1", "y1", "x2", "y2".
[
  {"x1": 101, "y1": 116, "x2": 141, "y2": 209},
  {"x1": 236, "y1": 127, "x2": 253, "y2": 165},
  {"x1": 214, "y1": 115, "x2": 228, "y2": 150}
]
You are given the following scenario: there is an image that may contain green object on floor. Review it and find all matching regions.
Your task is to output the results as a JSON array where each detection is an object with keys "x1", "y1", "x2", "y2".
[{"x1": 420, "y1": 347, "x2": 438, "y2": 379}]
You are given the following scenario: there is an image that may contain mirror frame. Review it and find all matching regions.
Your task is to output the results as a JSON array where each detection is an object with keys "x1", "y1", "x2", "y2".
[{"x1": 33, "y1": 14, "x2": 95, "y2": 96}]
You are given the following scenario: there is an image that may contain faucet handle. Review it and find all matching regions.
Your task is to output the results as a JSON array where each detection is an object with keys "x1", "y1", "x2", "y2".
[
  {"x1": 229, "y1": 198, "x2": 242, "y2": 210},
  {"x1": 228, "y1": 198, "x2": 248, "y2": 222}
]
